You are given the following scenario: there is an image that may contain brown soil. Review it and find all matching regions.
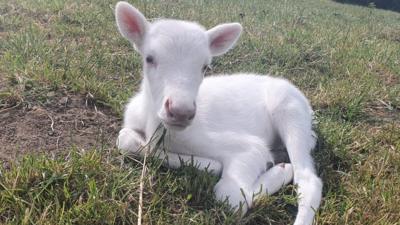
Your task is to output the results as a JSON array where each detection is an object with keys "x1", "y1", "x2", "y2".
[
  {"x1": 0, "y1": 90, "x2": 121, "y2": 165},
  {"x1": 364, "y1": 100, "x2": 400, "y2": 124}
]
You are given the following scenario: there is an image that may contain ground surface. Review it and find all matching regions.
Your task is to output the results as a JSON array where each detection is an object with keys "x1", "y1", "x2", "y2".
[
  {"x1": 0, "y1": 0, "x2": 399, "y2": 224},
  {"x1": 0, "y1": 90, "x2": 119, "y2": 163}
]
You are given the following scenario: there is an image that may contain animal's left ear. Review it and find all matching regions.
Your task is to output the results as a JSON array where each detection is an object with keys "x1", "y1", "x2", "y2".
[{"x1": 206, "y1": 23, "x2": 242, "y2": 56}]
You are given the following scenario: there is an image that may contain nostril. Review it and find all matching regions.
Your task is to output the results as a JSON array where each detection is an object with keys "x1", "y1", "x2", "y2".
[
  {"x1": 188, "y1": 112, "x2": 195, "y2": 120},
  {"x1": 167, "y1": 111, "x2": 174, "y2": 118},
  {"x1": 165, "y1": 99, "x2": 171, "y2": 109}
]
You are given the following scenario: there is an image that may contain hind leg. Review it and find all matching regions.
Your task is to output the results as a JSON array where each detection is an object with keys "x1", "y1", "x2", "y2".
[
  {"x1": 214, "y1": 155, "x2": 293, "y2": 214},
  {"x1": 214, "y1": 159, "x2": 258, "y2": 213},
  {"x1": 253, "y1": 163, "x2": 293, "y2": 195},
  {"x1": 273, "y1": 98, "x2": 323, "y2": 225}
]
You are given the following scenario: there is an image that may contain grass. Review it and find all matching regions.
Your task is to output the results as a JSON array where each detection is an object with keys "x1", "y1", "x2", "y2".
[{"x1": 0, "y1": 0, "x2": 399, "y2": 224}]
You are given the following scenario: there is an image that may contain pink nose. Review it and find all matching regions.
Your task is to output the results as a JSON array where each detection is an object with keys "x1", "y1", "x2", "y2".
[{"x1": 165, "y1": 99, "x2": 196, "y2": 121}]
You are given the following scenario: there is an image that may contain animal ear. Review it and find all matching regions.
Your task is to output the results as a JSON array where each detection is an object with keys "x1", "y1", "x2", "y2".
[
  {"x1": 206, "y1": 23, "x2": 242, "y2": 56},
  {"x1": 115, "y1": 1, "x2": 148, "y2": 51}
]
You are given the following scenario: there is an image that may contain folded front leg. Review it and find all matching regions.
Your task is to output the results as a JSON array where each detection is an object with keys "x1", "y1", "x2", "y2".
[
  {"x1": 155, "y1": 151, "x2": 223, "y2": 176},
  {"x1": 116, "y1": 128, "x2": 146, "y2": 156},
  {"x1": 117, "y1": 93, "x2": 149, "y2": 156}
]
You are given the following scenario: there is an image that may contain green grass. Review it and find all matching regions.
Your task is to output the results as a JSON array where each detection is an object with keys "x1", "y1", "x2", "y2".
[{"x1": 1, "y1": 0, "x2": 400, "y2": 224}]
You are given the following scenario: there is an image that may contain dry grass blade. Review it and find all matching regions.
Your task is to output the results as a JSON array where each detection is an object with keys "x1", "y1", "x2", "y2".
[{"x1": 137, "y1": 150, "x2": 147, "y2": 225}]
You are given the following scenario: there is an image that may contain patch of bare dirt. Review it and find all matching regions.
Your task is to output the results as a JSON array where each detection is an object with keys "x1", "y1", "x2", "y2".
[
  {"x1": 364, "y1": 100, "x2": 400, "y2": 124},
  {"x1": 368, "y1": 62, "x2": 399, "y2": 86},
  {"x1": 0, "y1": 91, "x2": 121, "y2": 164}
]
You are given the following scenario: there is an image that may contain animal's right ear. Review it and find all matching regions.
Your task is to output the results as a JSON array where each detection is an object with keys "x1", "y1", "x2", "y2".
[{"x1": 115, "y1": 1, "x2": 148, "y2": 52}]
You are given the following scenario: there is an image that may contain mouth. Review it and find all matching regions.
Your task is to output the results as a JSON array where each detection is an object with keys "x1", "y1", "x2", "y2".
[{"x1": 162, "y1": 121, "x2": 190, "y2": 130}]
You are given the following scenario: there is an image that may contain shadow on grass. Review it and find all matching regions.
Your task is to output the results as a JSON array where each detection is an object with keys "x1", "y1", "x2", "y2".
[
  {"x1": 332, "y1": 0, "x2": 400, "y2": 13},
  {"x1": 313, "y1": 130, "x2": 353, "y2": 195}
]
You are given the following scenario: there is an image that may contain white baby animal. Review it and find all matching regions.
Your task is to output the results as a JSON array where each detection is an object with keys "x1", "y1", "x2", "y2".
[{"x1": 115, "y1": 2, "x2": 322, "y2": 225}]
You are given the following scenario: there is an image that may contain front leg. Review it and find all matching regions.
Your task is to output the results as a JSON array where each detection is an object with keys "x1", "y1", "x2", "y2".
[
  {"x1": 117, "y1": 93, "x2": 148, "y2": 156},
  {"x1": 117, "y1": 128, "x2": 146, "y2": 156},
  {"x1": 154, "y1": 150, "x2": 223, "y2": 176}
]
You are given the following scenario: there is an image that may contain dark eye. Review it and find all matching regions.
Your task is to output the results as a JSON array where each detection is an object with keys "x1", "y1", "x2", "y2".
[{"x1": 146, "y1": 55, "x2": 154, "y2": 64}]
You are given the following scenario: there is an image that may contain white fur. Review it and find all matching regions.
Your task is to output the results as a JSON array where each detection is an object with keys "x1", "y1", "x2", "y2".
[{"x1": 115, "y1": 2, "x2": 322, "y2": 225}]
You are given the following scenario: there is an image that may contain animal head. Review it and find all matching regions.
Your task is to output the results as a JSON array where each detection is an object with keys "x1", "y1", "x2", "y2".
[{"x1": 115, "y1": 1, "x2": 242, "y2": 130}]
